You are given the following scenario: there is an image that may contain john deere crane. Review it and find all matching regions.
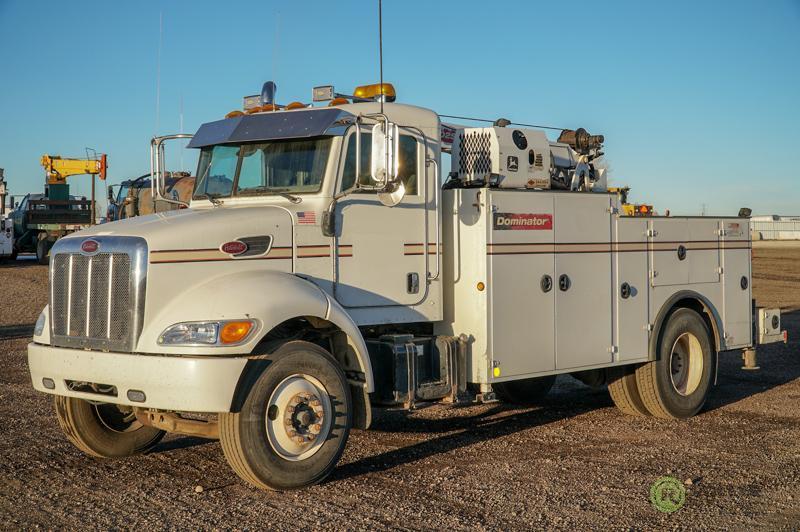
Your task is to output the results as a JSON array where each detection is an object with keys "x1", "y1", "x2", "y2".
[{"x1": 8, "y1": 154, "x2": 107, "y2": 264}]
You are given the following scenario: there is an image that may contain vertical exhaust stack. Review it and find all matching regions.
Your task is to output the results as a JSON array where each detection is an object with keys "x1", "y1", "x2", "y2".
[{"x1": 261, "y1": 81, "x2": 277, "y2": 107}]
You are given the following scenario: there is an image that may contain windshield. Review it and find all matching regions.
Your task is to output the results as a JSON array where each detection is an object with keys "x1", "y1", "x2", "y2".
[
  {"x1": 193, "y1": 137, "x2": 333, "y2": 199},
  {"x1": 116, "y1": 184, "x2": 130, "y2": 204}
]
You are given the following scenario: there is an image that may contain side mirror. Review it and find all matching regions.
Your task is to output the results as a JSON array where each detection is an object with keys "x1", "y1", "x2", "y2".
[
  {"x1": 371, "y1": 121, "x2": 405, "y2": 206},
  {"x1": 107, "y1": 187, "x2": 115, "y2": 203},
  {"x1": 370, "y1": 122, "x2": 398, "y2": 187}
]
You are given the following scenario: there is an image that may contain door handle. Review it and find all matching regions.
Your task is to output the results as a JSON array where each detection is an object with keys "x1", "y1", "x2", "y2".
[
  {"x1": 540, "y1": 274, "x2": 552, "y2": 293},
  {"x1": 558, "y1": 274, "x2": 571, "y2": 292}
]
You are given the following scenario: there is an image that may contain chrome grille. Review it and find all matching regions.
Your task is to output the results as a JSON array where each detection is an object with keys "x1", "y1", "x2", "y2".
[{"x1": 50, "y1": 236, "x2": 147, "y2": 352}]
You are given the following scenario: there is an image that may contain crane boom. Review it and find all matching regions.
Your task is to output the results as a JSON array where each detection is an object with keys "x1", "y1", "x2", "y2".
[{"x1": 41, "y1": 154, "x2": 107, "y2": 185}]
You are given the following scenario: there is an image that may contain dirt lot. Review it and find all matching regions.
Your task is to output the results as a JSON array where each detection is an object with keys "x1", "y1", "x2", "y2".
[{"x1": 1, "y1": 245, "x2": 799, "y2": 530}]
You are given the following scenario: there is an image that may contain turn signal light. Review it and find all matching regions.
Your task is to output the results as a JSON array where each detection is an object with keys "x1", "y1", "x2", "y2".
[
  {"x1": 220, "y1": 320, "x2": 254, "y2": 344},
  {"x1": 353, "y1": 83, "x2": 396, "y2": 102}
]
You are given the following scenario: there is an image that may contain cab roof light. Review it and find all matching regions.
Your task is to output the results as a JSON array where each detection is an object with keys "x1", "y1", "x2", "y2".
[
  {"x1": 243, "y1": 94, "x2": 261, "y2": 111},
  {"x1": 328, "y1": 97, "x2": 349, "y2": 107},
  {"x1": 353, "y1": 82, "x2": 396, "y2": 102},
  {"x1": 285, "y1": 101, "x2": 307, "y2": 110},
  {"x1": 226, "y1": 110, "x2": 245, "y2": 119},
  {"x1": 245, "y1": 104, "x2": 279, "y2": 115}
]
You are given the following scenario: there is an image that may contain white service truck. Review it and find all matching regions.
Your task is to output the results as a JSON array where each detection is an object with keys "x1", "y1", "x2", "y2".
[
  {"x1": 28, "y1": 81, "x2": 786, "y2": 490},
  {"x1": 0, "y1": 169, "x2": 13, "y2": 259}
]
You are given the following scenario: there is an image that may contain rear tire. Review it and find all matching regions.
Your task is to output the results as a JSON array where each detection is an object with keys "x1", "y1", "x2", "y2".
[
  {"x1": 635, "y1": 308, "x2": 715, "y2": 419},
  {"x1": 493, "y1": 375, "x2": 556, "y2": 405},
  {"x1": 54, "y1": 396, "x2": 165, "y2": 457},
  {"x1": 607, "y1": 365, "x2": 650, "y2": 416},
  {"x1": 219, "y1": 340, "x2": 352, "y2": 491}
]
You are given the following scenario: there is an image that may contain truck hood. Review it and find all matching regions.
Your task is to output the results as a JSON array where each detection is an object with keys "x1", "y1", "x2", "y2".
[{"x1": 70, "y1": 206, "x2": 294, "y2": 252}]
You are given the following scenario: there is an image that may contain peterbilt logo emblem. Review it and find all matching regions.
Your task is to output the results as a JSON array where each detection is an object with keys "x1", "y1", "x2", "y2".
[
  {"x1": 81, "y1": 239, "x2": 99, "y2": 253},
  {"x1": 493, "y1": 213, "x2": 553, "y2": 230},
  {"x1": 221, "y1": 240, "x2": 248, "y2": 255}
]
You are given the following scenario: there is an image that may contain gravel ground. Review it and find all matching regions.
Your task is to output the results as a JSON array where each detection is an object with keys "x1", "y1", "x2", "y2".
[{"x1": 1, "y1": 247, "x2": 798, "y2": 530}]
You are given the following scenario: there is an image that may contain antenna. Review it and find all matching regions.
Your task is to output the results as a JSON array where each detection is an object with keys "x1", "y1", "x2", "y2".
[
  {"x1": 155, "y1": 10, "x2": 163, "y2": 136},
  {"x1": 378, "y1": 0, "x2": 384, "y2": 114},
  {"x1": 272, "y1": 12, "x2": 280, "y2": 83},
  {"x1": 179, "y1": 94, "x2": 184, "y2": 171}
]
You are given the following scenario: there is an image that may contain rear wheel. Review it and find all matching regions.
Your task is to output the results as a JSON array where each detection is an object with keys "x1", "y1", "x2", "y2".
[
  {"x1": 493, "y1": 375, "x2": 556, "y2": 405},
  {"x1": 635, "y1": 308, "x2": 715, "y2": 419},
  {"x1": 607, "y1": 365, "x2": 650, "y2": 416},
  {"x1": 54, "y1": 396, "x2": 165, "y2": 457},
  {"x1": 219, "y1": 341, "x2": 352, "y2": 491}
]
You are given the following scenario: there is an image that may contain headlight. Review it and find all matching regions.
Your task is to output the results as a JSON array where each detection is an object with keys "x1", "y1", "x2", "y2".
[
  {"x1": 34, "y1": 310, "x2": 47, "y2": 337},
  {"x1": 158, "y1": 320, "x2": 256, "y2": 346}
]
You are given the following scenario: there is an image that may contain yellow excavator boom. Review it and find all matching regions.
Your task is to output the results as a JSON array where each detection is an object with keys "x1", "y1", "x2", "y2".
[{"x1": 41, "y1": 154, "x2": 107, "y2": 184}]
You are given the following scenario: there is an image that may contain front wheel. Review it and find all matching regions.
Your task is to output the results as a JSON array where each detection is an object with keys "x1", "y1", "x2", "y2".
[
  {"x1": 219, "y1": 340, "x2": 352, "y2": 491},
  {"x1": 635, "y1": 308, "x2": 715, "y2": 419},
  {"x1": 54, "y1": 396, "x2": 165, "y2": 457},
  {"x1": 36, "y1": 239, "x2": 52, "y2": 265}
]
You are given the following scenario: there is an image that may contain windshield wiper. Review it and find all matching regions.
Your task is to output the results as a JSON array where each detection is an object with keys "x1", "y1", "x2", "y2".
[
  {"x1": 195, "y1": 192, "x2": 223, "y2": 206},
  {"x1": 240, "y1": 187, "x2": 302, "y2": 204}
]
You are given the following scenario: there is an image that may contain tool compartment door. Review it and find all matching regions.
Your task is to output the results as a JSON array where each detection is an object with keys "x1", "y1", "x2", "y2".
[
  {"x1": 720, "y1": 220, "x2": 752, "y2": 347},
  {"x1": 554, "y1": 194, "x2": 613, "y2": 370},
  {"x1": 488, "y1": 192, "x2": 555, "y2": 378},
  {"x1": 650, "y1": 218, "x2": 719, "y2": 286},
  {"x1": 615, "y1": 217, "x2": 650, "y2": 361}
]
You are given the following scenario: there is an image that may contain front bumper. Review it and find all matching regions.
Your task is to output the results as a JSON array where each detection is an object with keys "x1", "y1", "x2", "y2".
[{"x1": 28, "y1": 343, "x2": 248, "y2": 413}]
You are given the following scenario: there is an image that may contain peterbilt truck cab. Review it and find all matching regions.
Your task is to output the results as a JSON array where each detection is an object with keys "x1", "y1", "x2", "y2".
[{"x1": 28, "y1": 81, "x2": 784, "y2": 491}]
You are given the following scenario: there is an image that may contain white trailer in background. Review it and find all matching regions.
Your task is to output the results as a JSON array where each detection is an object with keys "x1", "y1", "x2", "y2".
[
  {"x1": 27, "y1": 80, "x2": 785, "y2": 491},
  {"x1": 0, "y1": 169, "x2": 13, "y2": 259}
]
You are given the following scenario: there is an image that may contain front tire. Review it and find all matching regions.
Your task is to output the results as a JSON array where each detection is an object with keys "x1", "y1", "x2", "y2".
[
  {"x1": 493, "y1": 375, "x2": 556, "y2": 405},
  {"x1": 635, "y1": 308, "x2": 715, "y2": 419},
  {"x1": 36, "y1": 239, "x2": 52, "y2": 265},
  {"x1": 54, "y1": 396, "x2": 165, "y2": 457},
  {"x1": 219, "y1": 340, "x2": 352, "y2": 491}
]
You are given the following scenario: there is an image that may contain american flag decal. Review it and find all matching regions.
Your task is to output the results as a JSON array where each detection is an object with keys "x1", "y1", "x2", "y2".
[{"x1": 297, "y1": 211, "x2": 317, "y2": 225}]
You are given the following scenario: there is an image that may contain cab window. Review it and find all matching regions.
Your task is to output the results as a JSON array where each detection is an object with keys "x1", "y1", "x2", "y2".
[{"x1": 341, "y1": 133, "x2": 418, "y2": 195}]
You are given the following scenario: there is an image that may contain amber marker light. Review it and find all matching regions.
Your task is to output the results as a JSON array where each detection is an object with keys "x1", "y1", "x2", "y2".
[
  {"x1": 219, "y1": 320, "x2": 255, "y2": 344},
  {"x1": 477, "y1": 282, "x2": 485, "y2": 292},
  {"x1": 353, "y1": 83, "x2": 396, "y2": 102}
]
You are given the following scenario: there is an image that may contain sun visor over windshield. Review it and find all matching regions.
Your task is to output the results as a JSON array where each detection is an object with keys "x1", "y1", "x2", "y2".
[{"x1": 187, "y1": 108, "x2": 354, "y2": 149}]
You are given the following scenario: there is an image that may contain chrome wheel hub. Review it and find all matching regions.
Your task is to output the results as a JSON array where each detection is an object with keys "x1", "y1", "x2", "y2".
[
  {"x1": 266, "y1": 374, "x2": 332, "y2": 461},
  {"x1": 669, "y1": 332, "x2": 704, "y2": 396}
]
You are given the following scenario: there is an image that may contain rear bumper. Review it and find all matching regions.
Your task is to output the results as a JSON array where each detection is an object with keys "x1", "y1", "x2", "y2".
[{"x1": 28, "y1": 342, "x2": 248, "y2": 413}]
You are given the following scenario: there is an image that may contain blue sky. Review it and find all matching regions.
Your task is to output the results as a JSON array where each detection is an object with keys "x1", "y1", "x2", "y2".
[{"x1": 0, "y1": 0, "x2": 798, "y2": 215}]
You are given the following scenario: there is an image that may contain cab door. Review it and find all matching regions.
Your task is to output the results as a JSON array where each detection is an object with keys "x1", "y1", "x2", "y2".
[{"x1": 333, "y1": 128, "x2": 431, "y2": 308}]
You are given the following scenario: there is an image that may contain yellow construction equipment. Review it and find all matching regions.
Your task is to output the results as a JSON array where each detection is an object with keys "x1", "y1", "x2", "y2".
[
  {"x1": 40, "y1": 154, "x2": 107, "y2": 185},
  {"x1": 609, "y1": 186, "x2": 654, "y2": 217},
  {"x1": 40, "y1": 154, "x2": 107, "y2": 224}
]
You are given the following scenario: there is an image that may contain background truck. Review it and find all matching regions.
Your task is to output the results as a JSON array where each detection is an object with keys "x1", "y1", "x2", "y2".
[
  {"x1": 8, "y1": 154, "x2": 107, "y2": 263},
  {"x1": 106, "y1": 171, "x2": 194, "y2": 222},
  {"x1": 27, "y1": 80, "x2": 785, "y2": 491},
  {"x1": 9, "y1": 192, "x2": 92, "y2": 263},
  {"x1": 0, "y1": 168, "x2": 13, "y2": 259}
]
